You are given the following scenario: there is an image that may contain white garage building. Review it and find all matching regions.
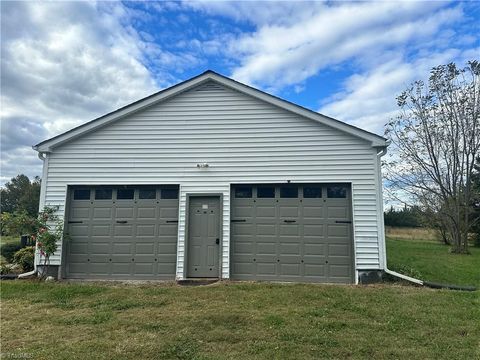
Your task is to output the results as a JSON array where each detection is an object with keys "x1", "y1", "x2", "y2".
[{"x1": 33, "y1": 71, "x2": 388, "y2": 284}]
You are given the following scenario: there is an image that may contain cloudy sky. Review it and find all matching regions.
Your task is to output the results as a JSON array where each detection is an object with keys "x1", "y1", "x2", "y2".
[{"x1": 1, "y1": 1, "x2": 479, "y2": 185}]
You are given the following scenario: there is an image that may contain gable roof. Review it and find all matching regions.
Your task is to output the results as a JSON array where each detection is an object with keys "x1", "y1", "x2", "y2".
[{"x1": 33, "y1": 70, "x2": 388, "y2": 152}]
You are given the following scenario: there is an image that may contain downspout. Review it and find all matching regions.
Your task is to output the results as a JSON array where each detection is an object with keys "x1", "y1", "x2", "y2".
[
  {"x1": 376, "y1": 146, "x2": 423, "y2": 286},
  {"x1": 18, "y1": 152, "x2": 46, "y2": 278}
]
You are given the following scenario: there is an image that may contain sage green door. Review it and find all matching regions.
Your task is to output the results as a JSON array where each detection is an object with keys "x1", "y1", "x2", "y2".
[
  {"x1": 65, "y1": 186, "x2": 179, "y2": 279},
  {"x1": 230, "y1": 184, "x2": 354, "y2": 283},
  {"x1": 187, "y1": 196, "x2": 221, "y2": 278}
]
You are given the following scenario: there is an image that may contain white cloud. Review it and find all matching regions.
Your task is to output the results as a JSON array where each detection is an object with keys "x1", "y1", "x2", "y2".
[
  {"x1": 1, "y1": 1, "x2": 160, "y2": 183},
  {"x1": 319, "y1": 47, "x2": 480, "y2": 135},
  {"x1": 224, "y1": 2, "x2": 461, "y2": 90}
]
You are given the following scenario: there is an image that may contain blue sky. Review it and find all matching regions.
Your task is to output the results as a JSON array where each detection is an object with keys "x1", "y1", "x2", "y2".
[{"x1": 1, "y1": 1, "x2": 479, "y2": 184}]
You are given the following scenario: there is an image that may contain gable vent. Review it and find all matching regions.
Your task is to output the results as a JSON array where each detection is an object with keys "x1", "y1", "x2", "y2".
[{"x1": 195, "y1": 82, "x2": 225, "y2": 92}]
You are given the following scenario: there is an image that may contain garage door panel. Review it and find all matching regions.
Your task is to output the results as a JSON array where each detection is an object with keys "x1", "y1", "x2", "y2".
[
  {"x1": 256, "y1": 242, "x2": 276, "y2": 254},
  {"x1": 91, "y1": 225, "x2": 110, "y2": 236},
  {"x1": 257, "y1": 263, "x2": 276, "y2": 275},
  {"x1": 93, "y1": 207, "x2": 112, "y2": 219},
  {"x1": 231, "y1": 184, "x2": 353, "y2": 283},
  {"x1": 279, "y1": 243, "x2": 301, "y2": 254},
  {"x1": 327, "y1": 224, "x2": 348, "y2": 237},
  {"x1": 279, "y1": 263, "x2": 301, "y2": 276},
  {"x1": 70, "y1": 224, "x2": 89, "y2": 236},
  {"x1": 71, "y1": 207, "x2": 90, "y2": 219},
  {"x1": 138, "y1": 207, "x2": 156, "y2": 219},
  {"x1": 257, "y1": 224, "x2": 276, "y2": 235},
  {"x1": 328, "y1": 265, "x2": 351, "y2": 278},
  {"x1": 115, "y1": 207, "x2": 134, "y2": 218},
  {"x1": 136, "y1": 243, "x2": 155, "y2": 254},
  {"x1": 279, "y1": 206, "x2": 299, "y2": 218},
  {"x1": 256, "y1": 206, "x2": 276, "y2": 218},
  {"x1": 160, "y1": 207, "x2": 178, "y2": 218},
  {"x1": 114, "y1": 225, "x2": 134, "y2": 236},
  {"x1": 234, "y1": 241, "x2": 254, "y2": 254},
  {"x1": 303, "y1": 206, "x2": 324, "y2": 218},
  {"x1": 111, "y1": 263, "x2": 131, "y2": 274},
  {"x1": 304, "y1": 243, "x2": 326, "y2": 255},
  {"x1": 303, "y1": 224, "x2": 324, "y2": 236},
  {"x1": 304, "y1": 264, "x2": 326, "y2": 276},
  {"x1": 90, "y1": 243, "x2": 110, "y2": 254},
  {"x1": 136, "y1": 225, "x2": 155, "y2": 236},
  {"x1": 279, "y1": 224, "x2": 299, "y2": 236}
]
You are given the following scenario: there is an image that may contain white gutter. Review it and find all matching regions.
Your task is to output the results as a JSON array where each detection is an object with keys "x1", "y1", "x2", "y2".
[
  {"x1": 376, "y1": 145, "x2": 424, "y2": 286},
  {"x1": 18, "y1": 152, "x2": 46, "y2": 278}
]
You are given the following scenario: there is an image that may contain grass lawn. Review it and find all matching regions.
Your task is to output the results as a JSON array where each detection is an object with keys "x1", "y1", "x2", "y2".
[
  {"x1": 1, "y1": 281, "x2": 479, "y2": 360},
  {"x1": 386, "y1": 238, "x2": 480, "y2": 287}
]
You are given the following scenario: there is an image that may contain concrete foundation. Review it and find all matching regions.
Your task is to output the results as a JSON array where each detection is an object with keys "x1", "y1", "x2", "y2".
[{"x1": 358, "y1": 270, "x2": 384, "y2": 284}]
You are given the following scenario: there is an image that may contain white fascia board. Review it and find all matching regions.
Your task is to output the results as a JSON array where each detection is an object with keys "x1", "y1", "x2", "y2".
[{"x1": 33, "y1": 71, "x2": 388, "y2": 152}]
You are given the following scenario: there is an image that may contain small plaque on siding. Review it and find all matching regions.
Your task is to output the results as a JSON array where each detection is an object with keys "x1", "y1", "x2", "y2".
[{"x1": 202, "y1": 204, "x2": 208, "y2": 209}]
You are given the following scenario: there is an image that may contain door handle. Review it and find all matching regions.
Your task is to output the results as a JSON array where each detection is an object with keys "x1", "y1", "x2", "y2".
[
  {"x1": 216, "y1": 238, "x2": 220, "y2": 245},
  {"x1": 116, "y1": 220, "x2": 128, "y2": 224},
  {"x1": 231, "y1": 219, "x2": 246, "y2": 222},
  {"x1": 68, "y1": 221, "x2": 83, "y2": 224},
  {"x1": 335, "y1": 220, "x2": 352, "y2": 224},
  {"x1": 284, "y1": 220, "x2": 296, "y2": 223},
  {"x1": 166, "y1": 220, "x2": 178, "y2": 223}
]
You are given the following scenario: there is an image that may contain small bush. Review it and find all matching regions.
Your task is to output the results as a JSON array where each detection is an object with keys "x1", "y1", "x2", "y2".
[
  {"x1": 0, "y1": 263, "x2": 11, "y2": 275},
  {"x1": 1, "y1": 242, "x2": 22, "y2": 263},
  {"x1": 13, "y1": 246, "x2": 35, "y2": 271}
]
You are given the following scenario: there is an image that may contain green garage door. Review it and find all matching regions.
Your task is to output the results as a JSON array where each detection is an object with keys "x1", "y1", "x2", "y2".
[
  {"x1": 65, "y1": 186, "x2": 179, "y2": 279},
  {"x1": 231, "y1": 184, "x2": 354, "y2": 283}
]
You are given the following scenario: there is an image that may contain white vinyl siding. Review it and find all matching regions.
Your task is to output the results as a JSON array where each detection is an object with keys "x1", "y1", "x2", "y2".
[{"x1": 41, "y1": 81, "x2": 382, "y2": 276}]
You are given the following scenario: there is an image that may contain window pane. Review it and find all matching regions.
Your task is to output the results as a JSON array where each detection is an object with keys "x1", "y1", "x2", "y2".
[
  {"x1": 235, "y1": 187, "x2": 252, "y2": 198},
  {"x1": 327, "y1": 186, "x2": 347, "y2": 198},
  {"x1": 280, "y1": 186, "x2": 298, "y2": 198},
  {"x1": 73, "y1": 189, "x2": 90, "y2": 200},
  {"x1": 303, "y1": 186, "x2": 322, "y2": 198},
  {"x1": 95, "y1": 188, "x2": 112, "y2": 200},
  {"x1": 139, "y1": 189, "x2": 156, "y2": 199},
  {"x1": 117, "y1": 188, "x2": 134, "y2": 200},
  {"x1": 161, "y1": 188, "x2": 178, "y2": 199},
  {"x1": 257, "y1": 186, "x2": 275, "y2": 198}
]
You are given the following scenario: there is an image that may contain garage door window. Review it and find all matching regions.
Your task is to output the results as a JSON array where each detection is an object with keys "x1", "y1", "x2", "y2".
[
  {"x1": 95, "y1": 188, "x2": 112, "y2": 200},
  {"x1": 280, "y1": 186, "x2": 297, "y2": 198},
  {"x1": 235, "y1": 187, "x2": 252, "y2": 198},
  {"x1": 161, "y1": 188, "x2": 178, "y2": 199},
  {"x1": 117, "y1": 188, "x2": 134, "y2": 200},
  {"x1": 303, "y1": 186, "x2": 322, "y2": 198},
  {"x1": 257, "y1": 186, "x2": 275, "y2": 198},
  {"x1": 73, "y1": 189, "x2": 90, "y2": 200},
  {"x1": 327, "y1": 186, "x2": 347, "y2": 198},
  {"x1": 139, "y1": 189, "x2": 156, "y2": 199}
]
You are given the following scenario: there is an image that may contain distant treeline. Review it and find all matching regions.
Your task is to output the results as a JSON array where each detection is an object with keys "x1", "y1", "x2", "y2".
[{"x1": 384, "y1": 206, "x2": 423, "y2": 228}]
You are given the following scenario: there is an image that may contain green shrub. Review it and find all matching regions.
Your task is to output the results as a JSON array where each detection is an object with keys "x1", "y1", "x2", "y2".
[
  {"x1": 0, "y1": 263, "x2": 10, "y2": 275},
  {"x1": 13, "y1": 246, "x2": 35, "y2": 271},
  {"x1": 1, "y1": 242, "x2": 22, "y2": 263}
]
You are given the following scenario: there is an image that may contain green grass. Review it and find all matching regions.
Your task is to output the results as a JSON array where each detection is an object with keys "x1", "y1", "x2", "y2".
[
  {"x1": 1, "y1": 281, "x2": 479, "y2": 359},
  {"x1": 386, "y1": 238, "x2": 480, "y2": 287}
]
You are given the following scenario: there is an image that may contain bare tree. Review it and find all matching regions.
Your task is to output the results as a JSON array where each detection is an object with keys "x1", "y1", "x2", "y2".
[{"x1": 385, "y1": 61, "x2": 480, "y2": 253}]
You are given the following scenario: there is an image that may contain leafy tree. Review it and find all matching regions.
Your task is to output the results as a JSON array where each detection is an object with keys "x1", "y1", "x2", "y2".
[
  {"x1": 385, "y1": 61, "x2": 480, "y2": 254},
  {"x1": 472, "y1": 157, "x2": 480, "y2": 247},
  {"x1": 0, "y1": 175, "x2": 41, "y2": 217},
  {"x1": 384, "y1": 205, "x2": 422, "y2": 228}
]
